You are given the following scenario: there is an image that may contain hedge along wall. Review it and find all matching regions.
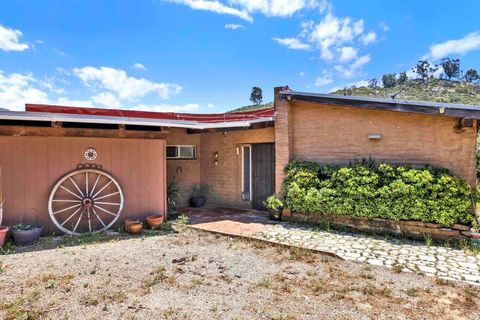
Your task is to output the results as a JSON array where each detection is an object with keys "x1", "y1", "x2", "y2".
[{"x1": 282, "y1": 160, "x2": 477, "y2": 228}]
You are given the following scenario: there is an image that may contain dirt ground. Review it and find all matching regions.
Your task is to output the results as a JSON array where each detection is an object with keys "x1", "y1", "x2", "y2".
[{"x1": 0, "y1": 226, "x2": 479, "y2": 320}]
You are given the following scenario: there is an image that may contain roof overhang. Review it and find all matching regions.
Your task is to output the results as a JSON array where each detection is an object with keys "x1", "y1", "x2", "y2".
[
  {"x1": 280, "y1": 90, "x2": 480, "y2": 119},
  {"x1": 0, "y1": 109, "x2": 274, "y2": 130}
]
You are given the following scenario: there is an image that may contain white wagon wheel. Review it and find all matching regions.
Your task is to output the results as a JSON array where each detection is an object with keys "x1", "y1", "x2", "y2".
[{"x1": 48, "y1": 168, "x2": 124, "y2": 235}]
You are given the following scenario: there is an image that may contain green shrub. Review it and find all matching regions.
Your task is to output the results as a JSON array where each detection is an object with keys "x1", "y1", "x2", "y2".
[{"x1": 282, "y1": 161, "x2": 475, "y2": 227}]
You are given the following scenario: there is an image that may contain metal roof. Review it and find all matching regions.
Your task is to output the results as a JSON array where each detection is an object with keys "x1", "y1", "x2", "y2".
[
  {"x1": 0, "y1": 109, "x2": 274, "y2": 130},
  {"x1": 280, "y1": 90, "x2": 480, "y2": 119}
]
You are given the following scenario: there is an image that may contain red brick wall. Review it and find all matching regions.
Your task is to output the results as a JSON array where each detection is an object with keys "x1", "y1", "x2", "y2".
[{"x1": 287, "y1": 101, "x2": 477, "y2": 186}]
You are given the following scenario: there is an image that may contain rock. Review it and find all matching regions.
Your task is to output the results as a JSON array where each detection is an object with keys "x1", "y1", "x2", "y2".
[{"x1": 451, "y1": 224, "x2": 470, "y2": 231}]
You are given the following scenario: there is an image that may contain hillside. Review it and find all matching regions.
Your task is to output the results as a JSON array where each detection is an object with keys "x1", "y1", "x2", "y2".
[
  {"x1": 331, "y1": 79, "x2": 480, "y2": 105},
  {"x1": 229, "y1": 102, "x2": 273, "y2": 113}
]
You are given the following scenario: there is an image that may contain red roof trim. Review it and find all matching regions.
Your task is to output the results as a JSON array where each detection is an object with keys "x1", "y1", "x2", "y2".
[{"x1": 25, "y1": 104, "x2": 274, "y2": 123}]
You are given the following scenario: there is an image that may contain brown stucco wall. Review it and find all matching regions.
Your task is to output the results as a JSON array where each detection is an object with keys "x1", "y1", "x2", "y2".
[
  {"x1": 278, "y1": 100, "x2": 477, "y2": 187},
  {"x1": 165, "y1": 127, "x2": 275, "y2": 208},
  {"x1": 0, "y1": 135, "x2": 167, "y2": 234},
  {"x1": 200, "y1": 128, "x2": 275, "y2": 208},
  {"x1": 165, "y1": 128, "x2": 201, "y2": 206}
]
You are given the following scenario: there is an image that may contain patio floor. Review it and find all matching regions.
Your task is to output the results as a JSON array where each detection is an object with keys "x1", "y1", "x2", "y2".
[
  {"x1": 179, "y1": 207, "x2": 480, "y2": 285},
  {"x1": 180, "y1": 207, "x2": 275, "y2": 237}
]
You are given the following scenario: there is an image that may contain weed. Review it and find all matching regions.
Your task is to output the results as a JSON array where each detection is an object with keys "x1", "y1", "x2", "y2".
[
  {"x1": 406, "y1": 287, "x2": 419, "y2": 297},
  {"x1": 257, "y1": 277, "x2": 274, "y2": 289},
  {"x1": 459, "y1": 239, "x2": 470, "y2": 252},
  {"x1": 45, "y1": 280, "x2": 57, "y2": 289},
  {"x1": 288, "y1": 247, "x2": 316, "y2": 263},
  {"x1": 176, "y1": 214, "x2": 190, "y2": 225},
  {"x1": 424, "y1": 234, "x2": 433, "y2": 247},
  {"x1": 191, "y1": 277, "x2": 204, "y2": 286},
  {"x1": 464, "y1": 287, "x2": 478, "y2": 308},
  {"x1": 143, "y1": 265, "x2": 168, "y2": 288},
  {"x1": 0, "y1": 260, "x2": 5, "y2": 274},
  {"x1": 0, "y1": 241, "x2": 15, "y2": 255}
]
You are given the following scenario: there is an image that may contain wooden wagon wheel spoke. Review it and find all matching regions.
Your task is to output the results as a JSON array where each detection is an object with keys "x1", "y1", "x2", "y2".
[
  {"x1": 52, "y1": 203, "x2": 82, "y2": 215},
  {"x1": 92, "y1": 180, "x2": 113, "y2": 199},
  {"x1": 48, "y1": 169, "x2": 124, "y2": 235},
  {"x1": 94, "y1": 191, "x2": 120, "y2": 201},
  {"x1": 61, "y1": 206, "x2": 84, "y2": 227},
  {"x1": 69, "y1": 177, "x2": 85, "y2": 197},
  {"x1": 93, "y1": 204, "x2": 118, "y2": 217},
  {"x1": 95, "y1": 201, "x2": 121, "y2": 206},
  {"x1": 59, "y1": 185, "x2": 83, "y2": 200},
  {"x1": 92, "y1": 207, "x2": 106, "y2": 228},
  {"x1": 90, "y1": 173, "x2": 101, "y2": 196}
]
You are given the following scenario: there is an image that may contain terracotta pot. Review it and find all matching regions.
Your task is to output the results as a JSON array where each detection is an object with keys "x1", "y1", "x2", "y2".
[
  {"x1": 12, "y1": 225, "x2": 43, "y2": 245},
  {"x1": 124, "y1": 219, "x2": 140, "y2": 231},
  {"x1": 127, "y1": 222, "x2": 143, "y2": 235},
  {"x1": 0, "y1": 226, "x2": 9, "y2": 247},
  {"x1": 146, "y1": 215, "x2": 164, "y2": 229}
]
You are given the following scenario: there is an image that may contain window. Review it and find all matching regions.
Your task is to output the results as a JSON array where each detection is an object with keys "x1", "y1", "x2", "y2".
[
  {"x1": 241, "y1": 145, "x2": 252, "y2": 201},
  {"x1": 166, "y1": 145, "x2": 196, "y2": 159}
]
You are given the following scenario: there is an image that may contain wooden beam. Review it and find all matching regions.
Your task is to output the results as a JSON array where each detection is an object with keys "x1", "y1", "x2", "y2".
[{"x1": 0, "y1": 125, "x2": 167, "y2": 139}]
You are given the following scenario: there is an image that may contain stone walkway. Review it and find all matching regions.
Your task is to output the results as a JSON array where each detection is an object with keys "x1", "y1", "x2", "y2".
[{"x1": 255, "y1": 223, "x2": 480, "y2": 285}]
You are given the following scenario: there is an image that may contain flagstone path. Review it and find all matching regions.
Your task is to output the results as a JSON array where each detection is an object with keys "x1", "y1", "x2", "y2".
[{"x1": 255, "y1": 223, "x2": 480, "y2": 285}]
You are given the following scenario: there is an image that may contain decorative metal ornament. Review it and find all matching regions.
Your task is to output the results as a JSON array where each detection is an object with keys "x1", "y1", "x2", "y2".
[
  {"x1": 48, "y1": 168, "x2": 124, "y2": 235},
  {"x1": 84, "y1": 148, "x2": 97, "y2": 161}
]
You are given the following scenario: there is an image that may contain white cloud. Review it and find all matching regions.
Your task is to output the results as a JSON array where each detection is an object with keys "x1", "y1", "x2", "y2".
[
  {"x1": 0, "y1": 24, "x2": 29, "y2": 52},
  {"x1": 315, "y1": 73, "x2": 333, "y2": 87},
  {"x1": 225, "y1": 23, "x2": 245, "y2": 30},
  {"x1": 73, "y1": 66, "x2": 182, "y2": 100},
  {"x1": 133, "y1": 63, "x2": 147, "y2": 71},
  {"x1": 92, "y1": 92, "x2": 121, "y2": 108},
  {"x1": 0, "y1": 72, "x2": 48, "y2": 110},
  {"x1": 0, "y1": 69, "x2": 200, "y2": 113},
  {"x1": 361, "y1": 31, "x2": 377, "y2": 45},
  {"x1": 230, "y1": 0, "x2": 318, "y2": 17},
  {"x1": 166, "y1": 0, "x2": 253, "y2": 22},
  {"x1": 423, "y1": 32, "x2": 480, "y2": 60},
  {"x1": 378, "y1": 21, "x2": 389, "y2": 32},
  {"x1": 338, "y1": 46, "x2": 357, "y2": 62},
  {"x1": 334, "y1": 54, "x2": 370, "y2": 78},
  {"x1": 132, "y1": 103, "x2": 200, "y2": 113},
  {"x1": 166, "y1": 0, "x2": 322, "y2": 22},
  {"x1": 273, "y1": 37, "x2": 310, "y2": 50},
  {"x1": 299, "y1": 71, "x2": 305, "y2": 77}
]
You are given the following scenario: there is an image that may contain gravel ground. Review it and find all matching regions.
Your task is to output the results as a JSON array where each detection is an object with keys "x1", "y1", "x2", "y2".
[{"x1": 0, "y1": 226, "x2": 479, "y2": 320}]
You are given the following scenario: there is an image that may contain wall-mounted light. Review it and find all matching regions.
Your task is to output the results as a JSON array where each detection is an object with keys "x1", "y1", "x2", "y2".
[
  {"x1": 368, "y1": 133, "x2": 382, "y2": 140},
  {"x1": 236, "y1": 146, "x2": 240, "y2": 155},
  {"x1": 214, "y1": 152, "x2": 219, "y2": 159},
  {"x1": 214, "y1": 160, "x2": 219, "y2": 166}
]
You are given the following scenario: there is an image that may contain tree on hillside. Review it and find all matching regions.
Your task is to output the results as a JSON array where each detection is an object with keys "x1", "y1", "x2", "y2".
[
  {"x1": 412, "y1": 60, "x2": 438, "y2": 82},
  {"x1": 464, "y1": 69, "x2": 480, "y2": 83},
  {"x1": 398, "y1": 71, "x2": 408, "y2": 85},
  {"x1": 368, "y1": 78, "x2": 379, "y2": 88},
  {"x1": 250, "y1": 87, "x2": 263, "y2": 105},
  {"x1": 440, "y1": 58, "x2": 461, "y2": 80},
  {"x1": 382, "y1": 73, "x2": 397, "y2": 88}
]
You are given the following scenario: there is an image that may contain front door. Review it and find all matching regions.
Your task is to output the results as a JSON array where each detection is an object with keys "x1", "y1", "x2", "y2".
[{"x1": 252, "y1": 143, "x2": 275, "y2": 210}]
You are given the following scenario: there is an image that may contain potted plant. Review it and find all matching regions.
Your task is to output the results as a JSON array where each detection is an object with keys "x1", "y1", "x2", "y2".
[
  {"x1": 265, "y1": 195, "x2": 284, "y2": 221},
  {"x1": 127, "y1": 222, "x2": 143, "y2": 235},
  {"x1": 11, "y1": 221, "x2": 43, "y2": 245},
  {"x1": 0, "y1": 166, "x2": 9, "y2": 247},
  {"x1": 189, "y1": 184, "x2": 212, "y2": 208},
  {"x1": 167, "y1": 177, "x2": 182, "y2": 213},
  {"x1": 146, "y1": 214, "x2": 164, "y2": 229}
]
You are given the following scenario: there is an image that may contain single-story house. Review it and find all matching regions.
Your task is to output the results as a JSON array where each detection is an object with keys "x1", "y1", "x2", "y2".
[{"x1": 0, "y1": 86, "x2": 478, "y2": 234}]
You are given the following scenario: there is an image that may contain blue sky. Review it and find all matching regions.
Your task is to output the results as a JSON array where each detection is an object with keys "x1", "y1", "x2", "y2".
[{"x1": 1, "y1": 0, "x2": 480, "y2": 113}]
